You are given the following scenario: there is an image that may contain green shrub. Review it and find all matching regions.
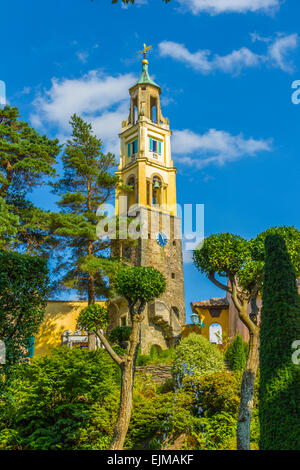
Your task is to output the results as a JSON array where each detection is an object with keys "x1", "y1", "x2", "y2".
[
  {"x1": 0, "y1": 250, "x2": 49, "y2": 366},
  {"x1": 186, "y1": 371, "x2": 240, "y2": 416},
  {"x1": 0, "y1": 347, "x2": 120, "y2": 450},
  {"x1": 136, "y1": 346, "x2": 176, "y2": 366},
  {"x1": 172, "y1": 333, "x2": 225, "y2": 384},
  {"x1": 225, "y1": 335, "x2": 248, "y2": 371},
  {"x1": 108, "y1": 326, "x2": 132, "y2": 345}
]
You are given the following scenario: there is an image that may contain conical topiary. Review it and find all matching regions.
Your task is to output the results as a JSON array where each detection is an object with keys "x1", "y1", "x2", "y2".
[
  {"x1": 259, "y1": 234, "x2": 300, "y2": 450},
  {"x1": 225, "y1": 335, "x2": 247, "y2": 371}
]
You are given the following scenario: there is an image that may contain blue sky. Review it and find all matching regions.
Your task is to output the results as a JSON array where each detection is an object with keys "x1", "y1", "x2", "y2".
[{"x1": 1, "y1": 0, "x2": 300, "y2": 320}]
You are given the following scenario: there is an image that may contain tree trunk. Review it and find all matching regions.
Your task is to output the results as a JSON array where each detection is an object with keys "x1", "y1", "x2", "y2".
[
  {"x1": 86, "y1": 178, "x2": 96, "y2": 351},
  {"x1": 237, "y1": 329, "x2": 260, "y2": 450},
  {"x1": 87, "y1": 237, "x2": 96, "y2": 351},
  {"x1": 109, "y1": 314, "x2": 141, "y2": 450}
]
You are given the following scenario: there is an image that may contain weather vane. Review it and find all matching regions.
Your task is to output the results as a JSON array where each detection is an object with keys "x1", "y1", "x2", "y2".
[{"x1": 138, "y1": 43, "x2": 152, "y2": 61}]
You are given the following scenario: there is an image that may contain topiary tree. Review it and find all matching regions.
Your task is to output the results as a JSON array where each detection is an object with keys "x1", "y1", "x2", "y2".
[
  {"x1": 77, "y1": 265, "x2": 166, "y2": 450},
  {"x1": 172, "y1": 333, "x2": 225, "y2": 385},
  {"x1": 259, "y1": 234, "x2": 300, "y2": 450},
  {"x1": 225, "y1": 335, "x2": 247, "y2": 372},
  {"x1": 0, "y1": 250, "x2": 49, "y2": 367},
  {"x1": 193, "y1": 226, "x2": 300, "y2": 450}
]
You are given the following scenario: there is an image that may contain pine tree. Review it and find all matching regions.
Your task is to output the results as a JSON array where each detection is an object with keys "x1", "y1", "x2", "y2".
[
  {"x1": 50, "y1": 115, "x2": 121, "y2": 313},
  {"x1": 0, "y1": 106, "x2": 60, "y2": 252},
  {"x1": 259, "y1": 234, "x2": 300, "y2": 450}
]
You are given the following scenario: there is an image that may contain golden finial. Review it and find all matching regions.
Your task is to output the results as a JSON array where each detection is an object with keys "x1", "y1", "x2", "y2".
[{"x1": 138, "y1": 43, "x2": 152, "y2": 64}]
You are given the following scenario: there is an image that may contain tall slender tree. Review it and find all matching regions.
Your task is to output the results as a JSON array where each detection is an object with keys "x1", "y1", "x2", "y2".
[
  {"x1": 50, "y1": 115, "x2": 122, "y2": 347},
  {"x1": 259, "y1": 234, "x2": 300, "y2": 450}
]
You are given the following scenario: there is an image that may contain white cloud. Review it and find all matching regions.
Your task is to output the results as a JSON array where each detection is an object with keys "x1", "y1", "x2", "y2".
[
  {"x1": 267, "y1": 33, "x2": 298, "y2": 73},
  {"x1": 176, "y1": 0, "x2": 281, "y2": 15},
  {"x1": 76, "y1": 51, "x2": 89, "y2": 64},
  {"x1": 159, "y1": 33, "x2": 298, "y2": 74},
  {"x1": 172, "y1": 128, "x2": 273, "y2": 169},
  {"x1": 31, "y1": 70, "x2": 135, "y2": 154}
]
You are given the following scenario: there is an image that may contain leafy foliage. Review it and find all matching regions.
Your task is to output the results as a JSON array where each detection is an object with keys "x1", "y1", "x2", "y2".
[
  {"x1": 259, "y1": 234, "x2": 300, "y2": 450},
  {"x1": 0, "y1": 250, "x2": 49, "y2": 366},
  {"x1": 171, "y1": 333, "x2": 225, "y2": 384},
  {"x1": 0, "y1": 106, "x2": 59, "y2": 196},
  {"x1": 77, "y1": 304, "x2": 108, "y2": 332},
  {"x1": 0, "y1": 345, "x2": 260, "y2": 451},
  {"x1": 225, "y1": 335, "x2": 248, "y2": 371},
  {"x1": 0, "y1": 197, "x2": 19, "y2": 247},
  {"x1": 0, "y1": 347, "x2": 120, "y2": 450},
  {"x1": 113, "y1": 266, "x2": 166, "y2": 304},
  {"x1": 108, "y1": 326, "x2": 132, "y2": 345},
  {"x1": 136, "y1": 346, "x2": 176, "y2": 366},
  {"x1": 194, "y1": 233, "x2": 250, "y2": 278},
  {"x1": 0, "y1": 106, "x2": 60, "y2": 252}
]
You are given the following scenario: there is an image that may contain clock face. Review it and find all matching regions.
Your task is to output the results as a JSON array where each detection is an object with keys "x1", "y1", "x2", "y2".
[{"x1": 156, "y1": 232, "x2": 168, "y2": 247}]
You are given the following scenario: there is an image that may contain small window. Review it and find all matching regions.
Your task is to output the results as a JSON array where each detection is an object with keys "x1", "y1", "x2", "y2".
[
  {"x1": 171, "y1": 273, "x2": 175, "y2": 279},
  {"x1": 121, "y1": 316, "x2": 127, "y2": 327},
  {"x1": 173, "y1": 240, "x2": 176, "y2": 246},
  {"x1": 128, "y1": 139, "x2": 138, "y2": 157},
  {"x1": 149, "y1": 138, "x2": 162, "y2": 155}
]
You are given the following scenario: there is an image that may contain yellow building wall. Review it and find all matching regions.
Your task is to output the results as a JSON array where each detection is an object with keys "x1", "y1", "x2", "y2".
[
  {"x1": 34, "y1": 301, "x2": 106, "y2": 357},
  {"x1": 184, "y1": 307, "x2": 229, "y2": 344}
]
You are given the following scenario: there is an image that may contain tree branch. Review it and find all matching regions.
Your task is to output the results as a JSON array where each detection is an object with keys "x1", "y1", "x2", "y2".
[
  {"x1": 231, "y1": 280, "x2": 258, "y2": 335},
  {"x1": 208, "y1": 271, "x2": 231, "y2": 293},
  {"x1": 95, "y1": 329, "x2": 124, "y2": 366}
]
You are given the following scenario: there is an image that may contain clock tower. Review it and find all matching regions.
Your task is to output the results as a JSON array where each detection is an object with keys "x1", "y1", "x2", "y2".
[{"x1": 109, "y1": 47, "x2": 186, "y2": 353}]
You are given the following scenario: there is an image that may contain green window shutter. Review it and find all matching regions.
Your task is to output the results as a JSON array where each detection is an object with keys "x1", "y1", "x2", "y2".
[
  {"x1": 27, "y1": 336, "x2": 35, "y2": 358},
  {"x1": 127, "y1": 143, "x2": 131, "y2": 157},
  {"x1": 134, "y1": 139, "x2": 138, "y2": 154},
  {"x1": 158, "y1": 141, "x2": 162, "y2": 155},
  {"x1": 149, "y1": 137, "x2": 153, "y2": 151}
]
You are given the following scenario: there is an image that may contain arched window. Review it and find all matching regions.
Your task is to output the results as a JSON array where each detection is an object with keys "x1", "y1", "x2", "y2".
[
  {"x1": 209, "y1": 323, "x2": 222, "y2": 344},
  {"x1": 152, "y1": 176, "x2": 162, "y2": 206},
  {"x1": 150, "y1": 96, "x2": 158, "y2": 123},
  {"x1": 127, "y1": 176, "x2": 136, "y2": 210}
]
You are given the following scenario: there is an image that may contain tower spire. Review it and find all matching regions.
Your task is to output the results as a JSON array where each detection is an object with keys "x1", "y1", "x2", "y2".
[
  {"x1": 138, "y1": 43, "x2": 152, "y2": 63},
  {"x1": 136, "y1": 43, "x2": 160, "y2": 88}
]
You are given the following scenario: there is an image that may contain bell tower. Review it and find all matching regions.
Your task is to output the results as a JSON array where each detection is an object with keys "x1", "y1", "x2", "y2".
[{"x1": 110, "y1": 46, "x2": 186, "y2": 353}]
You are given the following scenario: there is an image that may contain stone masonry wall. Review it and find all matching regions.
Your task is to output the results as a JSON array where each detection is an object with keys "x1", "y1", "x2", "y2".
[{"x1": 136, "y1": 364, "x2": 172, "y2": 383}]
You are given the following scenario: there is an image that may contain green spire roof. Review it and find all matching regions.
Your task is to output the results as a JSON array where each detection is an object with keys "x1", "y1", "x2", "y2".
[{"x1": 135, "y1": 61, "x2": 160, "y2": 88}]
